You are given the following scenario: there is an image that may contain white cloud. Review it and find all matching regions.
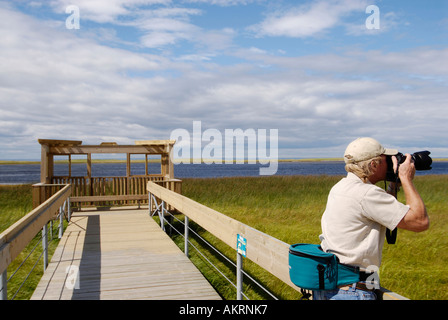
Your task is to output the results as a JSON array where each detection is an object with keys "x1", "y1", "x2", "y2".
[
  {"x1": 49, "y1": 1, "x2": 232, "y2": 51},
  {"x1": 1, "y1": 3, "x2": 448, "y2": 160},
  {"x1": 49, "y1": 0, "x2": 171, "y2": 23},
  {"x1": 0, "y1": 6, "x2": 170, "y2": 148},
  {"x1": 345, "y1": 10, "x2": 401, "y2": 36},
  {"x1": 182, "y1": 0, "x2": 259, "y2": 6},
  {"x1": 250, "y1": 0, "x2": 368, "y2": 38},
  {"x1": 126, "y1": 8, "x2": 237, "y2": 51},
  {"x1": 129, "y1": 9, "x2": 202, "y2": 48}
]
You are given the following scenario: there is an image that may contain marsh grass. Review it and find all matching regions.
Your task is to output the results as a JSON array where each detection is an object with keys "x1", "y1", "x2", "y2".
[
  {"x1": 0, "y1": 185, "x2": 33, "y2": 232},
  {"x1": 0, "y1": 185, "x2": 62, "y2": 300},
  {"x1": 169, "y1": 175, "x2": 335, "y2": 300},
  {"x1": 178, "y1": 175, "x2": 448, "y2": 300},
  {"x1": 1, "y1": 175, "x2": 447, "y2": 300}
]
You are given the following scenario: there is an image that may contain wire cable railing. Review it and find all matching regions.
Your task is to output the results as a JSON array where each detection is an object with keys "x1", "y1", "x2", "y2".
[
  {"x1": 149, "y1": 192, "x2": 278, "y2": 300},
  {"x1": 7, "y1": 226, "x2": 48, "y2": 300},
  {"x1": 5, "y1": 212, "x2": 68, "y2": 300},
  {"x1": 162, "y1": 212, "x2": 249, "y2": 299},
  {"x1": 0, "y1": 185, "x2": 71, "y2": 300}
]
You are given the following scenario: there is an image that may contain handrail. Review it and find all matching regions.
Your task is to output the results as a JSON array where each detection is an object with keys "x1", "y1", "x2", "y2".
[
  {"x1": 147, "y1": 181, "x2": 297, "y2": 293},
  {"x1": 0, "y1": 184, "x2": 71, "y2": 299},
  {"x1": 147, "y1": 181, "x2": 408, "y2": 300},
  {"x1": 33, "y1": 177, "x2": 181, "y2": 208},
  {"x1": 154, "y1": 203, "x2": 278, "y2": 300}
]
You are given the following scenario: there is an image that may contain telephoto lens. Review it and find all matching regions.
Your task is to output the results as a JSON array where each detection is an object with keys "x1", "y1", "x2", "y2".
[{"x1": 386, "y1": 151, "x2": 432, "y2": 182}]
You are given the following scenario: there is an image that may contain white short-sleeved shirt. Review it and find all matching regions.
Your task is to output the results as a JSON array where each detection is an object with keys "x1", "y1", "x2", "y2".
[{"x1": 319, "y1": 172, "x2": 409, "y2": 269}]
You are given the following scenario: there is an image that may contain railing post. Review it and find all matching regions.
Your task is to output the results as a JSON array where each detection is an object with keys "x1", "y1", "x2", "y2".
[
  {"x1": 58, "y1": 205, "x2": 64, "y2": 239},
  {"x1": 161, "y1": 201, "x2": 165, "y2": 231},
  {"x1": 67, "y1": 198, "x2": 71, "y2": 222},
  {"x1": 0, "y1": 270, "x2": 6, "y2": 300},
  {"x1": 236, "y1": 252, "x2": 243, "y2": 300},
  {"x1": 42, "y1": 224, "x2": 48, "y2": 271},
  {"x1": 50, "y1": 220, "x2": 53, "y2": 241},
  {"x1": 149, "y1": 192, "x2": 152, "y2": 215},
  {"x1": 184, "y1": 216, "x2": 189, "y2": 257}
]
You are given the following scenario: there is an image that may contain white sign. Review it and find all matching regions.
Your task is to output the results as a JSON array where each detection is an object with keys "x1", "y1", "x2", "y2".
[{"x1": 237, "y1": 234, "x2": 247, "y2": 257}]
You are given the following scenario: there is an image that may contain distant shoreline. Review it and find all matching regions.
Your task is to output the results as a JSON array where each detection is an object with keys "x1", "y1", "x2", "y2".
[
  {"x1": 1, "y1": 158, "x2": 344, "y2": 165},
  {"x1": 0, "y1": 159, "x2": 160, "y2": 165},
  {"x1": 1, "y1": 158, "x2": 448, "y2": 165}
]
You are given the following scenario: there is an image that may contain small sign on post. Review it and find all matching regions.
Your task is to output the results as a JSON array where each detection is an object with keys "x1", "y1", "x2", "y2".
[
  {"x1": 236, "y1": 234, "x2": 247, "y2": 300},
  {"x1": 237, "y1": 234, "x2": 247, "y2": 257}
]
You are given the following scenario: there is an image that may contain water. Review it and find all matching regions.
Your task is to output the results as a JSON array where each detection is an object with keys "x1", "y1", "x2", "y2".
[{"x1": 1, "y1": 161, "x2": 447, "y2": 184}]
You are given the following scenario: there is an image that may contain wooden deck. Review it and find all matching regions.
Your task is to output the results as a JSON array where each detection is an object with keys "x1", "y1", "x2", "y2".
[{"x1": 31, "y1": 207, "x2": 221, "y2": 300}]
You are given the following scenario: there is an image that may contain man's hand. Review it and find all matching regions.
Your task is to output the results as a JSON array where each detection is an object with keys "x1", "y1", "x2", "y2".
[
  {"x1": 398, "y1": 154, "x2": 416, "y2": 183},
  {"x1": 386, "y1": 155, "x2": 402, "y2": 195},
  {"x1": 396, "y1": 153, "x2": 429, "y2": 232}
]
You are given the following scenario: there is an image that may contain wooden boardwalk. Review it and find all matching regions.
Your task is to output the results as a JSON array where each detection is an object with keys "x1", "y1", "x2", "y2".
[{"x1": 31, "y1": 207, "x2": 221, "y2": 300}]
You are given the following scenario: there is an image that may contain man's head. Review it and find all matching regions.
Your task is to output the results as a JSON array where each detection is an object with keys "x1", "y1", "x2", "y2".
[{"x1": 344, "y1": 137, "x2": 398, "y2": 183}]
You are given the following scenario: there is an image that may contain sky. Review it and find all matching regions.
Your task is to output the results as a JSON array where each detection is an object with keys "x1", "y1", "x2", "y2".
[{"x1": 1, "y1": 0, "x2": 447, "y2": 160}]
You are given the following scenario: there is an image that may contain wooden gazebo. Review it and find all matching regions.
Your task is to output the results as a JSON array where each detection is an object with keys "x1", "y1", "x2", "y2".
[{"x1": 32, "y1": 139, "x2": 181, "y2": 208}]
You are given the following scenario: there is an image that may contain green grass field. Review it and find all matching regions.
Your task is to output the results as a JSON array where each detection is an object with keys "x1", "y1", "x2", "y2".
[
  {"x1": 0, "y1": 184, "x2": 62, "y2": 300},
  {"x1": 178, "y1": 175, "x2": 448, "y2": 300},
  {"x1": 1, "y1": 174, "x2": 447, "y2": 300}
]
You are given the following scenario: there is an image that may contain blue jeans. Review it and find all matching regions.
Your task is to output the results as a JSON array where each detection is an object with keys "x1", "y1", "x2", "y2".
[{"x1": 312, "y1": 283, "x2": 377, "y2": 300}]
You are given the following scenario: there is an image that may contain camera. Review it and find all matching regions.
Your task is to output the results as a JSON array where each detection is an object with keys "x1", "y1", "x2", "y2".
[{"x1": 386, "y1": 151, "x2": 432, "y2": 182}]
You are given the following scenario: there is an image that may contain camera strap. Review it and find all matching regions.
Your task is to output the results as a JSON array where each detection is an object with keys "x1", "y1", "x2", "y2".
[
  {"x1": 384, "y1": 178, "x2": 399, "y2": 245},
  {"x1": 386, "y1": 228, "x2": 397, "y2": 244}
]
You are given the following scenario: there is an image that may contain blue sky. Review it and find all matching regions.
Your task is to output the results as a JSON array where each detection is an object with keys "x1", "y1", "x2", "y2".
[{"x1": 1, "y1": 0, "x2": 447, "y2": 160}]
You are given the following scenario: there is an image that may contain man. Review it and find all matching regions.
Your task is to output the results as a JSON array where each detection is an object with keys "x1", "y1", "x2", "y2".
[{"x1": 314, "y1": 137, "x2": 429, "y2": 300}]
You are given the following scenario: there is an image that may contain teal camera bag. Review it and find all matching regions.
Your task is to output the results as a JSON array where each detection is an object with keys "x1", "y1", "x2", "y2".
[{"x1": 289, "y1": 243, "x2": 360, "y2": 291}]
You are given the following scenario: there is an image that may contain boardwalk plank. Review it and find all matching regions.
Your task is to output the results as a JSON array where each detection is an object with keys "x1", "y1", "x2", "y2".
[{"x1": 31, "y1": 208, "x2": 221, "y2": 300}]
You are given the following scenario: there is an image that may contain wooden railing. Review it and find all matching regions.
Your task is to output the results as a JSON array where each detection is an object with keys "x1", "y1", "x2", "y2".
[
  {"x1": 146, "y1": 181, "x2": 408, "y2": 300},
  {"x1": 33, "y1": 177, "x2": 182, "y2": 208},
  {"x1": 147, "y1": 181, "x2": 297, "y2": 294},
  {"x1": 1, "y1": 185, "x2": 72, "y2": 299}
]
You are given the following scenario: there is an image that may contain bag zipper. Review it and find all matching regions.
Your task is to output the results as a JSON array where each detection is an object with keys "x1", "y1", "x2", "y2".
[{"x1": 289, "y1": 248, "x2": 334, "y2": 262}]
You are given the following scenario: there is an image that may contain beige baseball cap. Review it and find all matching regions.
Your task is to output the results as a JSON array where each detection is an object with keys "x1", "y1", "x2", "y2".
[{"x1": 344, "y1": 137, "x2": 398, "y2": 164}]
